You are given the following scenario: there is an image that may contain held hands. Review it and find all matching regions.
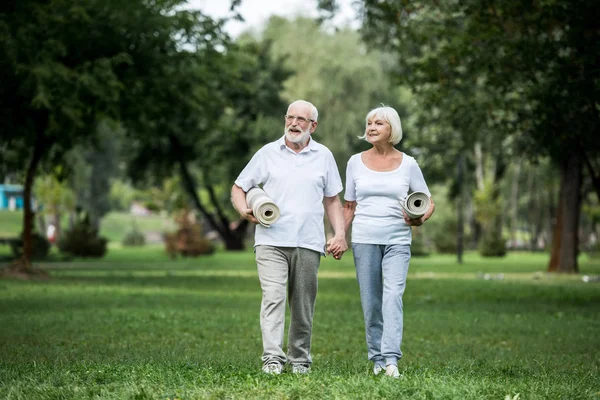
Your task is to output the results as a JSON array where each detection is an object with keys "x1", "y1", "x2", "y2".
[
  {"x1": 403, "y1": 210, "x2": 424, "y2": 226},
  {"x1": 240, "y1": 207, "x2": 259, "y2": 224},
  {"x1": 326, "y1": 235, "x2": 348, "y2": 260}
]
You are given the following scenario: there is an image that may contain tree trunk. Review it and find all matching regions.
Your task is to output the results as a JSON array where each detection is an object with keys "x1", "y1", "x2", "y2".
[
  {"x1": 509, "y1": 159, "x2": 521, "y2": 243},
  {"x1": 168, "y1": 134, "x2": 248, "y2": 251},
  {"x1": 474, "y1": 141, "x2": 484, "y2": 191},
  {"x1": 456, "y1": 154, "x2": 464, "y2": 263},
  {"x1": 547, "y1": 153, "x2": 581, "y2": 273},
  {"x1": 581, "y1": 147, "x2": 600, "y2": 202},
  {"x1": 37, "y1": 212, "x2": 47, "y2": 240},
  {"x1": 19, "y1": 131, "x2": 47, "y2": 271}
]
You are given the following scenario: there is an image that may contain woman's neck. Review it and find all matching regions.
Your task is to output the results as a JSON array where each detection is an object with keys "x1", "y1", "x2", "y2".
[{"x1": 370, "y1": 144, "x2": 397, "y2": 156}]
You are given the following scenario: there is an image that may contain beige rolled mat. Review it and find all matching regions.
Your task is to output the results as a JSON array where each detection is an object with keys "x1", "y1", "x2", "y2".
[
  {"x1": 246, "y1": 187, "x2": 281, "y2": 227},
  {"x1": 399, "y1": 191, "x2": 430, "y2": 219}
]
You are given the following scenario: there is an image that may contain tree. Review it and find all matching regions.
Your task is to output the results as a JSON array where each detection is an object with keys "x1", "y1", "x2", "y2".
[
  {"x1": 125, "y1": 37, "x2": 290, "y2": 250},
  {"x1": 320, "y1": 0, "x2": 600, "y2": 272},
  {"x1": 0, "y1": 0, "x2": 231, "y2": 272}
]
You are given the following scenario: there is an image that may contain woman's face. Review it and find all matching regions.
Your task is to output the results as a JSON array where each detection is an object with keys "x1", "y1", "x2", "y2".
[{"x1": 365, "y1": 116, "x2": 391, "y2": 145}]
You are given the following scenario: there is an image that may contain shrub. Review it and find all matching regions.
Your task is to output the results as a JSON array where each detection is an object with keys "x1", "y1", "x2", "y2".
[
  {"x1": 58, "y1": 215, "x2": 107, "y2": 258},
  {"x1": 163, "y1": 209, "x2": 215, "y2": 258},
  {"x1": 411, "y1": 228, "x2": 430, "y2": 257},
  {"x1": 9, "y1": 232, "x2": 51, "y2": 260},
  {"x1": 479, "y1": 231, "x2": 507, "y2": 257},
  {"x1": 584, "y1": 242, "x2": 600, "y2": 259},
  {"x1": 122, "y1": 226, "x2": 145, "y2": 247},
  {"x1": 433, "y1": 220, "x2": 458, "y2": 254}
]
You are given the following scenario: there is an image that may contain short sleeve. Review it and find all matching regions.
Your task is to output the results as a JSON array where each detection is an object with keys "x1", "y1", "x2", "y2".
[
  {"x1": 409, "y1": 158, "x2": 431, "y2": 196},
  {"x1": 344, "y1": 156, "x2": 356, "y2": 201},
  {"x1": 234, "y1": 147, "x2": 269, "y2": 192},
  {"x1": 323, "y1": 152, "x2": 343, "y2": 197}
]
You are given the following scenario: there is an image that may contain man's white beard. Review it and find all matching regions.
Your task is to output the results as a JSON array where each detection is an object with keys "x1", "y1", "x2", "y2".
[{"x1": 285, "y1": 125, "x2": 311, "y2": 144}]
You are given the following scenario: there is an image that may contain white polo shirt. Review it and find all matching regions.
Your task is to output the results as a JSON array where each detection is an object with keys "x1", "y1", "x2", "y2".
[
  {"x1": 344, "y1": 152, "x2": 431, "y2": 245},
  {"x1": 235, "y1": 136, "x2": 343, "y2": 254}
]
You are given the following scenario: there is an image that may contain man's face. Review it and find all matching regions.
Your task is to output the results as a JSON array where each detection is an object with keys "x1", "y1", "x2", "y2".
[{"x1": 284, "y1": 104, "x2": 315, "y2": 144}]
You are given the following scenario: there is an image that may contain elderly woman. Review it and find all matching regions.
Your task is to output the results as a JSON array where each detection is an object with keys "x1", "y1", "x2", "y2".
[{"x1": 343, "y1": 106, "x2": 435, "y2": 378}]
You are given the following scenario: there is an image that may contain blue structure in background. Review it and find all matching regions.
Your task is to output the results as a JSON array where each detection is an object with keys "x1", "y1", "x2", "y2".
[{"x1": 0, "y1": 184, "x2": 25, "y2": 210}]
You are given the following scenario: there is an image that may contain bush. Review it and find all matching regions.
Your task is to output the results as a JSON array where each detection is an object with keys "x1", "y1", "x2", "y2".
[
  {"x1": 9, "y1": 232, "x2": 51, "y2": 260},
  {"x1": 411, "y1": 228, "x2": 430, "y2": 257},
  {"x1": 584, "y1": 242, "x2": 600, "y2": 259},
  {"x1": 433, "y1": 220, "x2": 458, "y2": 254},
  {"x1": 121, "y1": 226, "x2": 145, "y2": 247},
  {"x1": 163, "y1": 209, "x2": 215, "y2": 258},
  {"x1": 479, "y1": 232, "x2": 507, "y2": 257},
  {"x1": 58, "y1": 215, "x2": 107, "y2": 258}
]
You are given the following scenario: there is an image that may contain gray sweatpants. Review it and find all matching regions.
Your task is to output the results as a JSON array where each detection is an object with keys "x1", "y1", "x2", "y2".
[{"x1": 255, "y1": 245, "x2": 321, "y2": 366}]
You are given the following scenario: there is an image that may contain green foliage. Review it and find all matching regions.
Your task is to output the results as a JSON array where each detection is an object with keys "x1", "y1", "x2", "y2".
[
  {"x1": 34, "y1": 172, "x2": 75, "y2": 217},
  {"x1": 475, "y1": 179, "x2": 506, "y2": 257},
  {"x1": 410, "y1": 228, "x2": 430, "y2": 257},
  {"x1": 9, "y1": 232, "x2": 51, "y2": 260},
  {"x1": 108, "y1": 180, "x2": 138, "y2": 211},
  {"x1": 585, "y1": 242, "x2": 600, "y2": 260},
  {"x1": 259, "y1": 16, "x2": 398, "y2": 183},
  {"x1": 1, "y1": 0, "x2": 235, "y2": 260},
  {"x1": 479, "y1": 231, "x2": 507, "y2": 258},
  {"x1": 58, "y1": 214, "x2": 107, "y2": 258},
  {"x1": 432, "y1": 219, "x2": 458, "y2": 254},
  {"x1": 474, "y1": 180, "x2": 502, "y2": 225}
]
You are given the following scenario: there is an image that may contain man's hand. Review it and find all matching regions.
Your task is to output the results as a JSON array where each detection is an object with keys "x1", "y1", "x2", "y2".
[
  {"x1": 240, "y1": 207, "x2": 259, "y2": 224},
  {"x1": 326, "y1": 235, "x2": 348, "y2": 260}
]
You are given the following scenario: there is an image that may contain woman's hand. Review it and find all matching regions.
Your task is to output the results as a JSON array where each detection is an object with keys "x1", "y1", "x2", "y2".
[{"x1": 403, "y1": 210, "x2": 424, "y2": 226}]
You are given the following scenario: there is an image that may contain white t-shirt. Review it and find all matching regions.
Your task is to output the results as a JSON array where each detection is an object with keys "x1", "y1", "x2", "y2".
[
  {"x1": 235, "y1": 136, "x2": 343, "y2": 254},
  {"x1": 344, "y1": 152, "x2": 431, "y2": 245}
]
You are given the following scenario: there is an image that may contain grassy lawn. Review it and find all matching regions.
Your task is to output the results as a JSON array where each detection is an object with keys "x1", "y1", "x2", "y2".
[
  {"x1": 0, "y1": 210, "x2": 175, "y2": 243},
  {"x1": 1, "y1": 249, "x2": 599, "y2": 399}
]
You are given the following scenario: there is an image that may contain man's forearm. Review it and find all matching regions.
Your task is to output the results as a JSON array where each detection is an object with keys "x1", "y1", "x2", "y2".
[
  {"x1": 231, "y1": 184, "x2": 248, "y2": 215},
  {"x1": 324, "y1": 196, "x2": 345, "y2": 237}
]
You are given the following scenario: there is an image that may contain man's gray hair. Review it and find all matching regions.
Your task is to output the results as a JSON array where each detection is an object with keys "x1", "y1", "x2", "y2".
[{"x1": 288, "y1": 100, "x2": 318, "y2": 121}]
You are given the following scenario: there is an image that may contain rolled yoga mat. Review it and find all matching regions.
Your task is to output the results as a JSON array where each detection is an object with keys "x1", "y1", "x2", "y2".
[
  {"x1": 246, "y1": 187, "x2": 281, "y2": 227},
  {"x1": 399, "y1": 191, "x2": 430, "y2": 219}
]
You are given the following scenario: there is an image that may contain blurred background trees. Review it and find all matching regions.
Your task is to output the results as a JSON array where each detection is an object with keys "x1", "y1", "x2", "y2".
[
  {"x1": 1, "y1": 0, "x2": 598, "y2": 273},
  {"x1": 318, "y1": 0, "x2": 599, "y2": 272}
]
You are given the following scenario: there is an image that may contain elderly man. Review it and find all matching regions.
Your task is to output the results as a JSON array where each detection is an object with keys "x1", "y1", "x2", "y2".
[{"x1": 231, "y1": 100, "x2": 347, "y2": 375}]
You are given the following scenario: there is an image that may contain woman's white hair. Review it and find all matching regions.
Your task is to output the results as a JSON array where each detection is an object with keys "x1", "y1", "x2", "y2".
[
  {"x1": 288, "y1": 100, "x2": 318, "y2": 121},
  {"x1": 359, "y1": 105, "x2": 403, "y2": 145}
]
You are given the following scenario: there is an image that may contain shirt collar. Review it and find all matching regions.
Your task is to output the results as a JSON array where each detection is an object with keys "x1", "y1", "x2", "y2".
[{"x1": 278, "y1": 135, "x2": 319, "y2": 152}]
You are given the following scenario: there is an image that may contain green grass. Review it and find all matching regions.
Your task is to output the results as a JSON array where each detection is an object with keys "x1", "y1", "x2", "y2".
[
  {"x1": 0, "y1": 210, "x2": 23, "y2": 237},
  {"x1": 100, "y1": 212, "x2": 176, "y2": 243},
  {"x1": 1, "y1": 250, "x2": 599, "y2": 399},
  {"x1": 0, "y1": 210, "x2": 174, "y2": 243}
]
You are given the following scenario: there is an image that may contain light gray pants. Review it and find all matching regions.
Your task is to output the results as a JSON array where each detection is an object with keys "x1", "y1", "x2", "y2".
[
  {"x1": 255, "y1": 245, "x2": 321, "y2": 366},
  {"x1": 352, "y1": 243, "x2": 411, "y2": 367}
]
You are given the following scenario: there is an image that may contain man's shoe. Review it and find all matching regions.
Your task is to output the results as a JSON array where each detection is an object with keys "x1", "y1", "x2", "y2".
[
  {"x1": 262, "y1": 362, "x2": 283, "y2": 375},
  {"x1": 292, "y1": 364, "x2": 311, "y2": 374},
  {"x1": 385, "y1": 364, "x2": 401, "y2": 378},
  {"x1": 373, "y1": 364, "x2": 385, "y2": 375}
]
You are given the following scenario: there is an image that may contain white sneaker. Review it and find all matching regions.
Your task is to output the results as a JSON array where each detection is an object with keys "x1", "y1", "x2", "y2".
[
  {"x1": 292, "y1": 364, "x2": 311, "y2": 374},
  {"x1": 262, "y1": 362, "x2": 283, "y2": 375},
  {"x1": 373, "y1": 364, "x2": 385, "y2": 375},
  {"x1": 385, "y1": 364, "x2": 401, "y2": 378}
]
